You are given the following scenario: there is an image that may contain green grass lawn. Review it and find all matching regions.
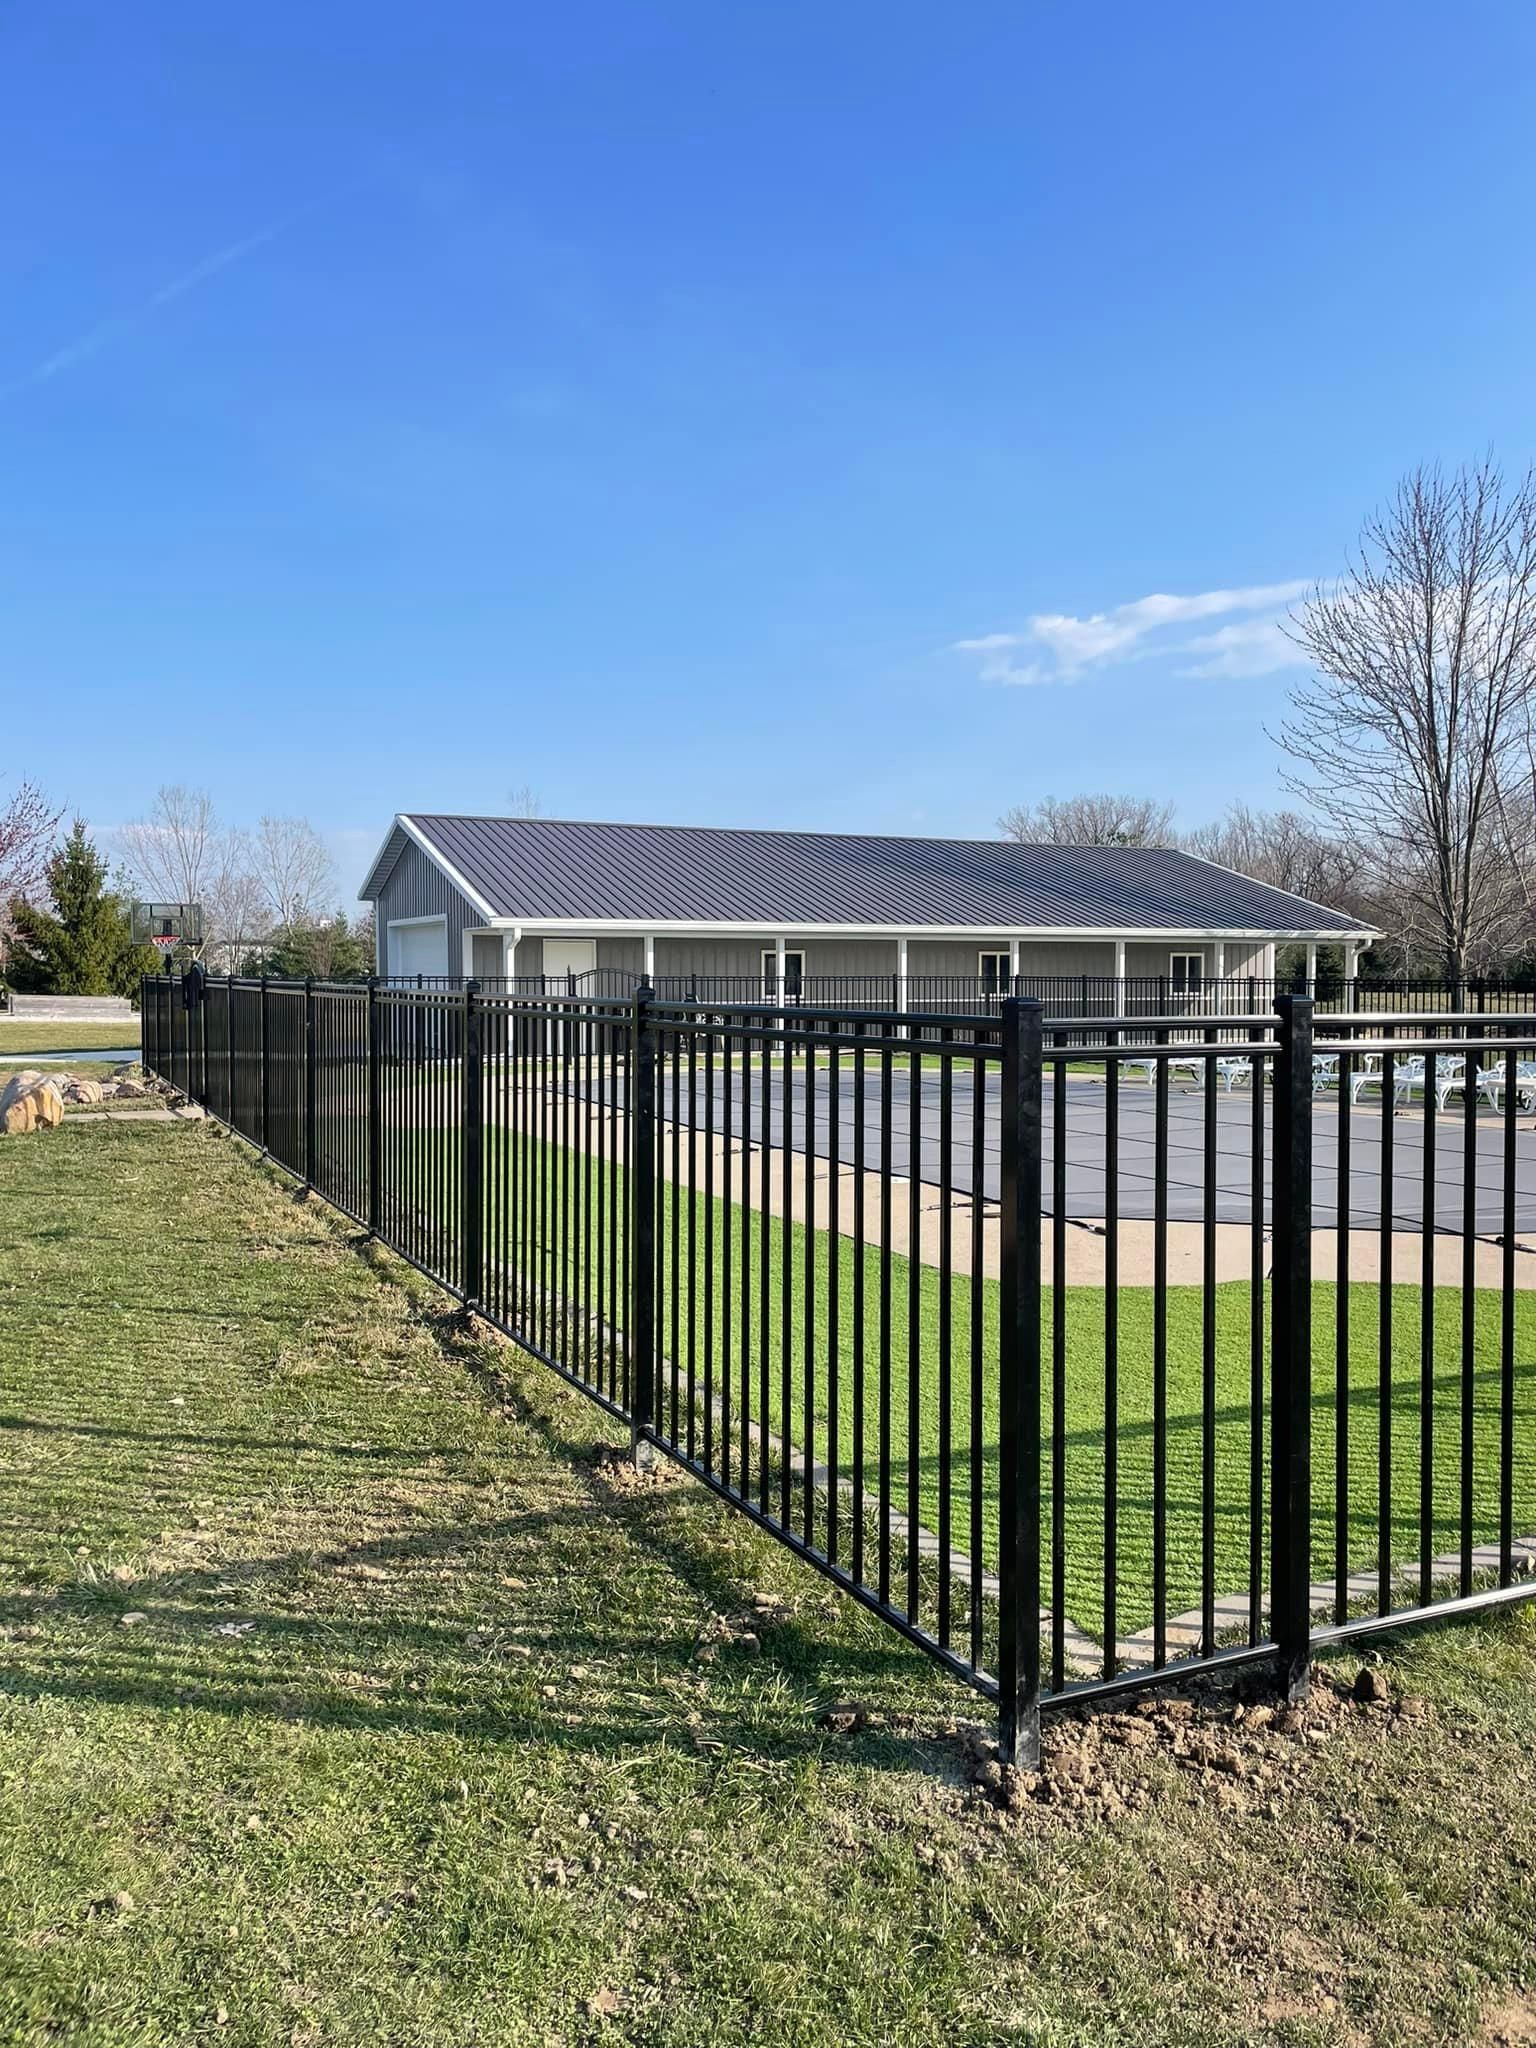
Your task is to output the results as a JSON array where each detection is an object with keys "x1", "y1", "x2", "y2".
[
  {"x1": 436, "y1": 1122, "x2": 1536, "y2": 1643},
  {"x1": 7, "y1": 1121, "x2": 1536, "y2": 2045},
  {"x1": 0, "y1": 1020, "x2": 140, "y2": 1057}
]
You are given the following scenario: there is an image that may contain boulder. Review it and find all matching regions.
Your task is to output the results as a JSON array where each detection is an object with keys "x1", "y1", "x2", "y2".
[
  {"x1": 62, "y1": 1076, "x2": 104, "y2": 1105},
  {"x1": 0, "y1": 1073, "x2": 64, "y2": 1134},
  {"x1": 30, "y1": 1078, "x2": 63, "y2": 1128},
  {"x1": 1, "y1": 1091, "x2": 35, "y2": 1136},
  {"x1": 113, "y1": 1077, "x2": 148, "y2": 1100}
]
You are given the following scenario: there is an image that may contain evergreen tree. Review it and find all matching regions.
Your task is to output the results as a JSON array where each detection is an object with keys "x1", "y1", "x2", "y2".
[
  {"x1": 6, "y1": 821, "x2": 161, "y2": 995},
  {"x1": 241, "y1": 910, "x2": 375, "y2": 981}
]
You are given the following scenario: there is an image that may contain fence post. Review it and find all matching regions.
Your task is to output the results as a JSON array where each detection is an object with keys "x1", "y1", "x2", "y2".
[
  {"x1": 630, "y1": 980, "x2": 658, "y2": 1457},
  {"x1": 226, "y1": 973, "x2": 235, "y2": 1120},
  {"x1": 258, "y1": 976, "x2": 270, "y2": 1154},
  {"x1": 199, "y1": 970, "x2": 211, "y2": 1105},
  {"x1": 997, "y1": 996, "x2": 1044, "y2": 1767},
  {"x1": 367, "y1": 976, "x2": 382, "y2": 1236},
  {"x1": 461, "y1": 979, "x2": 482, "y2": 1310},
  {"x1": 1271, "y1": 993, "x2": 1314, "y2": 1701},
  {"x1": 303, "y1": 977, "x2": 317, "y2": 1190}
]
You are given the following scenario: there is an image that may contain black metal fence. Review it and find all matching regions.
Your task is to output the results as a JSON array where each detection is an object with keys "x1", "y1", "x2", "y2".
[
  {"x1": 143, "y1": 974, "x2": 1536, "y2": 1760},
  {"x1": 381, "y1": 967, "x2": 1536, "y2": 1019}
]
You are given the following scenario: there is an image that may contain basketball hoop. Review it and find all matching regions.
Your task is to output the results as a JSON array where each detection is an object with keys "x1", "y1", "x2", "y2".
[{"x1": 133, "y1": 901, "x2": 204, "y2": 956}]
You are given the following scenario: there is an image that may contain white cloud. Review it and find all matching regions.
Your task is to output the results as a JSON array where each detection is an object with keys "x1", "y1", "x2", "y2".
[{"x1": 953, "y1": 579, "x2": 1310, "y2": 687}]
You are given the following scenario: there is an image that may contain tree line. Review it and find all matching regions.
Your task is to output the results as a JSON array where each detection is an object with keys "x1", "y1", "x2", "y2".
[
  {"x1": 0, "y1": 787, "x2": 372, "y2": 997},
  {"x1": 1002, "y1": 458, "x2": 1536, "y2": 983}
]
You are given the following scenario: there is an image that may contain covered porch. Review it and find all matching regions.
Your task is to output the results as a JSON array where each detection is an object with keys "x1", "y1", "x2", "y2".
[{"x1": 457, "y1": 925, "x2": 1367, "y2": 1015}]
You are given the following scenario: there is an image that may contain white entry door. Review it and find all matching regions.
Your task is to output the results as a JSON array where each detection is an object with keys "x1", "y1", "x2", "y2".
[{"x1": 543, "y1": 938, "x2": 597, "y2": 988}]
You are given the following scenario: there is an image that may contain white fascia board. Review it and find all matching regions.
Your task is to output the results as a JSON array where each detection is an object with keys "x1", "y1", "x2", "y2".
[
  {"x1": 358, "y1": 818, "x2": 410, "y2": 903},
  {"x1": 394, "y1": 814, "x2": 500, "y2": 923},
  {"x1": 475, "y1": 915, "x2": 1381, "y2": 943}
]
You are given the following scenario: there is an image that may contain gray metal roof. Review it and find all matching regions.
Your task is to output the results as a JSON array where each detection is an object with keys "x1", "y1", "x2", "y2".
[{"x1": 363, "y1": 814, "x2": 1373, "y2": 936}]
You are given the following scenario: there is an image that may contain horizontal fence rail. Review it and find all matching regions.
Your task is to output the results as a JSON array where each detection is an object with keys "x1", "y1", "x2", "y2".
[
  {"x1": 375, "y1": 968, "x2": 1536, "y2": 1018},
  {"x1": 142, "y1": 974, "x2": 1536, "y2": 1757}
]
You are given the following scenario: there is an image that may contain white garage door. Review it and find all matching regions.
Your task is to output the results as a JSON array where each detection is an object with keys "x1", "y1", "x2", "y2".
[{"x1": 389, "y1": 918, "x2": 449, "y2": 978}]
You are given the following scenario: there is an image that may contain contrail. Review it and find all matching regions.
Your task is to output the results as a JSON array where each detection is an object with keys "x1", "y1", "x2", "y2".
[{"x1": 0, "y1": 198, "x2": 334, "y2": 402}]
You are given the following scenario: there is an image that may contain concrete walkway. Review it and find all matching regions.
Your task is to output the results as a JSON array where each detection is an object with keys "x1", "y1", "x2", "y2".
[{"x1": 562, "y1": 1091, "x2": 1536, "y2": 1290}]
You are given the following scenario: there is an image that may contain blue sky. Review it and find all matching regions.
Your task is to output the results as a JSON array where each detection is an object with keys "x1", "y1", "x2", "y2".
[{"x1": 4, "y1": 2, "x2": 1536, "y2": 899}]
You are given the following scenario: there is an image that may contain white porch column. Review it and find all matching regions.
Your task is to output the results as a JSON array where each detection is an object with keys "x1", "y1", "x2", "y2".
[
  {"x1": 775, "y1": 932, "x2": 787, "y2": 996},
  {"x1": 1213, "y1": 939, "x2": 1225, "y2": 986},
  {"x1": 503, "y1": 926, "x2": 522, "y2": 982},
  {"x1": 643, "y1": 932, "x2": 656, "y2": 985},
  {"x1": 897, "y1": 935, "x2": 909, "y2": 1011},
  {"x1": 1304, "y1": 941, "x2": 1318, "y2": 988},
  {"x1": 1113, "y1": 937, "x2": 1126, "y2": 1008},
  {"x1": 1009, "y1": 936, "x2": 1020, "y2": 993},
  {"x1": 1264, "y1": 942, "x2": 1277, "y2": 982}
]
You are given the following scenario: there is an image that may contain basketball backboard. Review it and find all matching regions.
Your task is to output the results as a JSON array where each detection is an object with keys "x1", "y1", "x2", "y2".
[{"x1": 131, "y1": 901, "x2": 204, "y2": 952}]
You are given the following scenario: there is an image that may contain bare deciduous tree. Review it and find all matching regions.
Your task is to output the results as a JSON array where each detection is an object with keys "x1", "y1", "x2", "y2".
[
  {"x1": 1182, "y1": 801, "x2": 1365, "y2": 911},
  {"x1": 116, "y1": 789, "x2": 339, "y2": 967},
  {"x1": 998, "y1": 792, "x2": 1177, "y2": 848},
  {"x1": 115, "y1": 785, "x2": 258, "y2": 965},
  {"x1": 1280, "y1": 458, "x2": 1536, "y2": 978},
  {"x1": 116, "y1": 785, "x2": 221, "y2": 907},
  {"x1": 506, "y1": 784, "x2": 544, "y2": 818},
  {"x1": 252, "y1": 815, "x2": 335, "y2": 929}
]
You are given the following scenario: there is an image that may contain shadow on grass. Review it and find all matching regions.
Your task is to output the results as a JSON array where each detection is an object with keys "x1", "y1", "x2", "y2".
[{"x1": 0, "y1": 1342, "x2": 957, "y2": 1772}]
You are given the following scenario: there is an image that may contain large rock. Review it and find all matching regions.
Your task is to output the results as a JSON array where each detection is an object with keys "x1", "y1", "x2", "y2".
[
  {"x1": 62, "y1": 1076, "x2": 104, "y2": 1105},
  {"x1": 0, "y1": 1093, "x2": 34, "y2": 1136},
  {"x1": 0, "y1": 1073, "x2": 64, "y2": 1134}
]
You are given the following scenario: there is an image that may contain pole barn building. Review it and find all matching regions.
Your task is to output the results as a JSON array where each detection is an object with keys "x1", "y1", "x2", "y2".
[{"x1": 359, "y1": 814, "x2": 1376, "y2": 1003}]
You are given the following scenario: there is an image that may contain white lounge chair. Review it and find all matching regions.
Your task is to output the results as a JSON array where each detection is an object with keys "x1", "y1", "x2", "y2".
[
  {"x1": 1476, "y1": 1060, "x2": 1536, "y2": 1114},
  {"x1": 1343, "y1": 1052, "x2": 1385, "y2": 1105},
  {"x1": 1215, "y1": 1056, "x2": 1257, "y2": 1092},
  {"x1": 1392, "y1": 1054, "x2": 1466, "y2": 1112}
]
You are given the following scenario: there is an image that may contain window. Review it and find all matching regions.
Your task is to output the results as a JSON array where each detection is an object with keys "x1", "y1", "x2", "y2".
[
  {"x1": 978, "y1": 950, "x2": 1010, "y2": 995},
  {"x1": 1170, "y1": 952, "x2": 1204, "y2": 990},
  {"x1": 762, "y1": 948, "x2": 804, "y2": 994}
]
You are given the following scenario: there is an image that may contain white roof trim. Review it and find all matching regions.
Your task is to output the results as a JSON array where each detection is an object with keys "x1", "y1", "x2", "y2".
[
  {"x1": 359, "y1": 813, "x2": 500, "y2": 924},
  {"x1": 472, "y1": 915, "x2": 1380, "y2": 943}
]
